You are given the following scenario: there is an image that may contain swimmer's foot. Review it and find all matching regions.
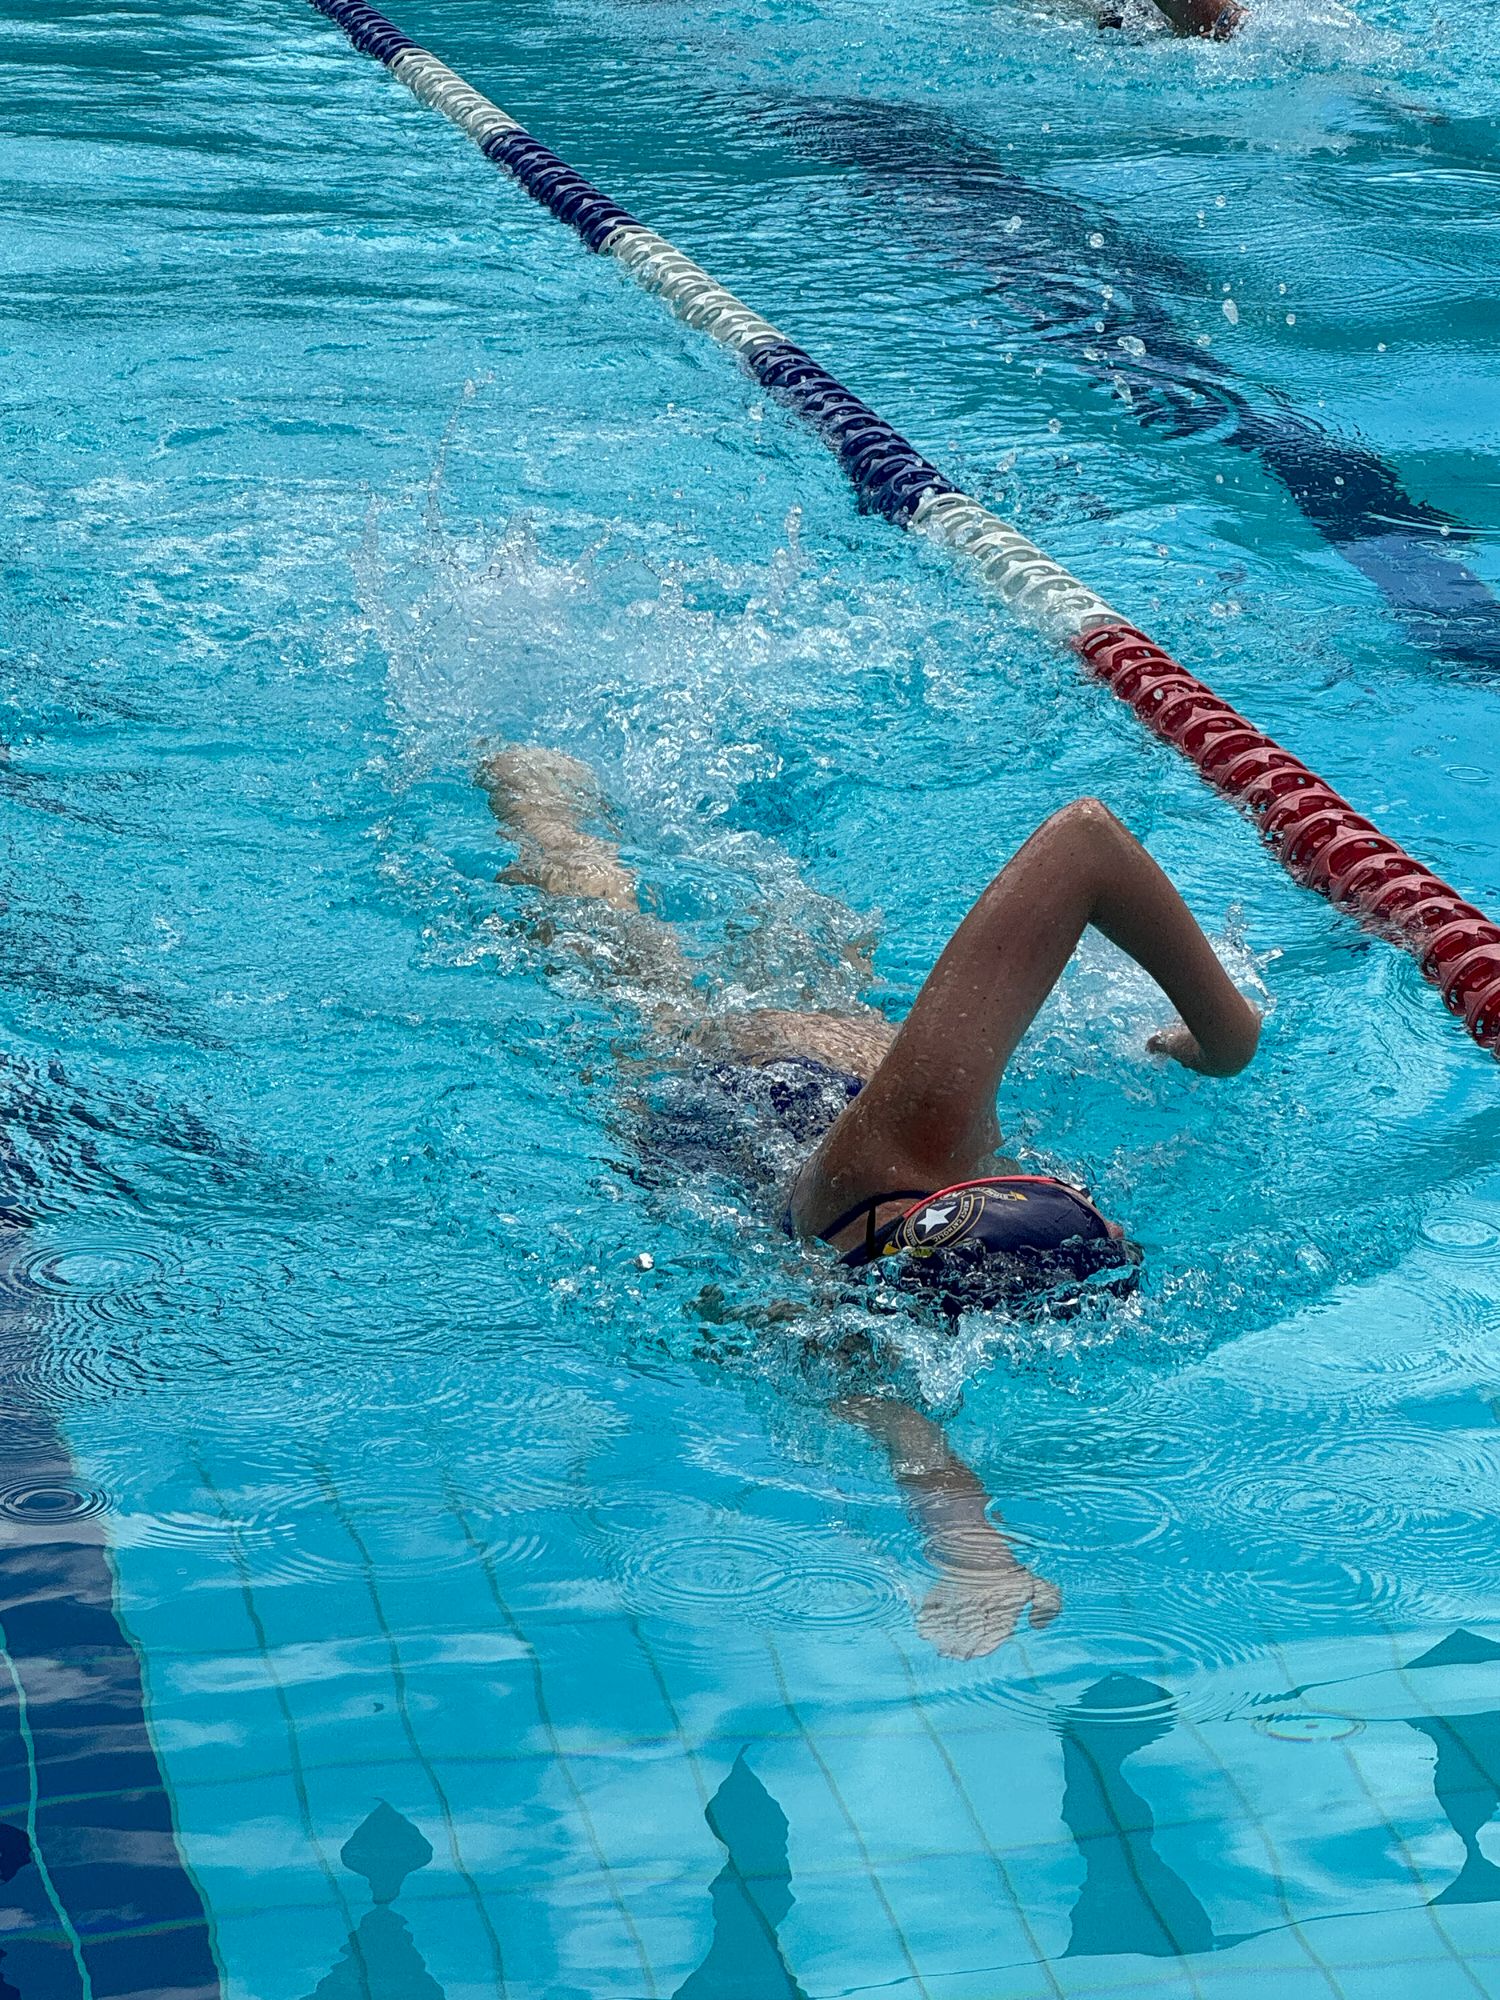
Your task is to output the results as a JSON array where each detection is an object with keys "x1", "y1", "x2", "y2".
[
  {"x1": 916, "y1": 1550, "x2": 1062, "y2": 1662},
  {"x1": 476, "y1": 744, "x2": 642, "y2": 912}
]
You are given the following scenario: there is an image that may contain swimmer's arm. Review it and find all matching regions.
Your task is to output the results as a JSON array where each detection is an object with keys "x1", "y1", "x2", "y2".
[
  {"x1": 793, "y1": 799, "x2": 1257, "y2": 1230},
  {"x1": 838, "y1": 1396, "x2": 1060, "y2": 1655},
  {"x1": 840, "y1": 1395, "x2": 1007, "y2": 1559},
  {"x1": 896, "y1": 796, "x2": 1258, "y2": 1101},
  {"x1": 1054, "y1": 807, "x2": 1261, "y2": 1076}
]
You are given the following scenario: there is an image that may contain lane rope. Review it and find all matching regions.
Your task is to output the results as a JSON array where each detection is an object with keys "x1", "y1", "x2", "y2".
[{"x1": 305, "y1": 0, "x2": 1500, "y2": 1055}]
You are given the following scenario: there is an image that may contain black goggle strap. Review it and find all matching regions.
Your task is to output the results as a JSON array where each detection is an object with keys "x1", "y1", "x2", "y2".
[{"x1": 824, "y1": 1193, "x2": 929, "y2": 1267}]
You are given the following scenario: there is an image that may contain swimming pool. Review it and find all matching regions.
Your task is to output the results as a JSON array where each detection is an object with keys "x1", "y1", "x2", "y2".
[{"x1": 6, "y1": 0, "x2": 1500, "y2": 1992}]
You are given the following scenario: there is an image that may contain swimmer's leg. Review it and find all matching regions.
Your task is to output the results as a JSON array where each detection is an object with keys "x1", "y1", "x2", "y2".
[
  {"x1": 839, "y1": 1396, "x2": 1059, "y2": 1660},
  {"x1": 479, "y1": 750, "x2": 905, "y2": 1052},
  {"x1": 477, "y1": 745, "x2": 694, "y2": 998},
  {"x1": 477, "y1": 746, "x2": 642, "y2": 911}
]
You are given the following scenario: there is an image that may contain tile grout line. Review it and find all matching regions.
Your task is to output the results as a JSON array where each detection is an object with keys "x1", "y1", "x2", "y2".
[
  {"x1": 1101, "y1": 1576, "x2": 1344, "y2": 1995},
  {"x1": 436, "y1": 1468, "x2": 662, "y2": 2000},
  {"x1": 619, "y1": 1617, "x2": 813, "y2": 1979},
  {"x1": 1261, "y1": 1618, "x2": 1490, "y2": 1996},
  {"x1": 1049, "y1": 1700, "x2": 1212, "y2": 1998},
  {"x1": 888, "y1": 1633, "x2": 1067, "y2": 2000},
  {"x1": 311, "y1": 1460, "x2": 509, "y2": 1999},
  {"x1": 1164, "y1": 1697, "x2": 1348, "y2": 1995},
  {"x1": 766, "y1": 1632, "x2": 935, "y2": 2000},
  {"x1": 95, "y1": 1509, "x2": 231, "y2": 1997},
  {"x1": 0, "y1": 1631, "x2": 94, "y2": 2000},
  {"x1": 188, "y1": 1441, "x2": 372, "y2": 2000},
  {"x1": 624, "y1": 1613, "x2": 712, "y2": 1811},
  {"x1": 1363, "y1": 1620, "x2": 1500, "y2": 1998}
]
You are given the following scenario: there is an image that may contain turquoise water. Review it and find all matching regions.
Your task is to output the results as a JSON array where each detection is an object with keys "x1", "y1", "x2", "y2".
[{"x1": 6, "y1": 0, "x2": 1500, "y2": 1993}]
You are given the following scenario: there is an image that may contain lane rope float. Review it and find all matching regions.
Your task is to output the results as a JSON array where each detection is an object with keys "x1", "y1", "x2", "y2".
[{"x1": 305, "y1": 0, "x2": 1500, "y2": 1055}]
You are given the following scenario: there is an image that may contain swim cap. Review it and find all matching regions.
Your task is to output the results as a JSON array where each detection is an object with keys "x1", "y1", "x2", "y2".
[{"x1": 878, "y1": 1177, "x2": 1139, "y2": 1313}]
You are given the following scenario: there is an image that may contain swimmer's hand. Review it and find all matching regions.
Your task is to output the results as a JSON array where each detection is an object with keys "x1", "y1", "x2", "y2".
[
  {"x1": 1148, "y1": 1004, "x2": 1261, "y2": 1076},
  {"x1": 1147, "y1": 1021, "x2": 1206, "y2": 1067},
  {"x1": 917, "y1": 1561, "x2": 1062, "y2": 1660}
]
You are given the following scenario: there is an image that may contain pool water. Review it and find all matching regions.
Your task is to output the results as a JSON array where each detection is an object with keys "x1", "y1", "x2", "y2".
[{"x1": 6, "y1": 0, "x2": 1500, "y2": 1993}]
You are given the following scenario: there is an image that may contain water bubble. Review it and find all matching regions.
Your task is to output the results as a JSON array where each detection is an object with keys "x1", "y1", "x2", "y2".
[
  {"x1": 1222, "y1": 300, "x2": 1239, "y2": 326},
  {"x1": 1088, "y1": 232, "x2": 1104, "y2": 249},
  {"x1": 1117, "y1": 336, "x2": 1146, "y2": 359}
]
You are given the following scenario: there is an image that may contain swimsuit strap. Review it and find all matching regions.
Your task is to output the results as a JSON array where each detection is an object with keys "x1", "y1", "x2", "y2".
[{"x1": 818, "y1": 1191, "x2": 931, "y2": 1242}]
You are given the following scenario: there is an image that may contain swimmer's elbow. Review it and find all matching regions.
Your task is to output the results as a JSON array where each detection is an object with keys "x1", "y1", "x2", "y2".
[{"x1": 1203, "y1": 1004, "x2": 1262, "y2": 1077}]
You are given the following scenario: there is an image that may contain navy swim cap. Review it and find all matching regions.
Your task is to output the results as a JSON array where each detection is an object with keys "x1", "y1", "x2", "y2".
[{"x1": 876, "y1": 1177, "x2": 1139, "y2": 1313}]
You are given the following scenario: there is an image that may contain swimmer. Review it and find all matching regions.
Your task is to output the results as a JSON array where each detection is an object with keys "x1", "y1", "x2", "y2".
[
  {"x1": 478, "y1": 746, "x2": 1259, "y2": 1655},
  {"x1": 1101, "y1": 0, "x2": 1244, "y2": 36}
]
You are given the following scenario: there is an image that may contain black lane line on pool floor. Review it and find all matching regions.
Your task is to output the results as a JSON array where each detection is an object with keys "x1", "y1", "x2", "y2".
[
  {"x1": 0, "y1": 1067, "x2": 222, "y2": 2000},
  {"x1": 0, "y1": 1388, "x2": 221, "y2": 1984},
  {"x1": 772, "y1": 93, "x2": 1500, "y2": 674}
]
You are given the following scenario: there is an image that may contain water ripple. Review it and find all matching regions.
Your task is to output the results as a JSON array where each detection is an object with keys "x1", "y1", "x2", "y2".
[
  {"x1": 6, "y1": 1235, "x2": 179, "y2": 1316},
  {"x1": 0, "y1": 1481, "x2": 110, "y2": 1524},
  {"x1": 996, "y1": 1477, "x2": 1175, "y2": 1557},
  {"x1": 598, "y1": 1506, "x2": 903, "y2": 1637},
  {"x1": 219, "y1": 1480, "x2": 559, "y2": 1587}
]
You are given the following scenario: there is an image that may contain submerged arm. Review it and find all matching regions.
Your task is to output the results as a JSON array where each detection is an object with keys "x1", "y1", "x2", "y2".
[{"x1": 838, "y1": 1395, "x2": 1059, "y2": 1659}]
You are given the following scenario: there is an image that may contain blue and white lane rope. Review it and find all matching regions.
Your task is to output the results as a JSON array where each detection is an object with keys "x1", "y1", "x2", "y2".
[
  {"x1": 303, "y1": 0, "x2": 1500, "y2": 1054},
  {"x1": 304, "y1": 0, "x2": 1113, "y2": 633}
]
